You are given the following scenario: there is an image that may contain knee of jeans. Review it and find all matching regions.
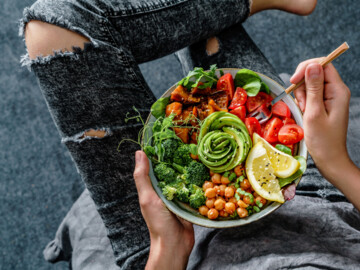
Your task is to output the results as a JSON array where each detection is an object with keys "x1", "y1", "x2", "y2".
[{"x1": 25, "y1": 20, "x2": 91, "y2": 59}]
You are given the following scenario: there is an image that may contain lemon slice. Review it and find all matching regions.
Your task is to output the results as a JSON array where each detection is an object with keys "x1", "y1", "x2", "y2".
[
  {"x1": 253, "y1": 133, "x2": 300, "y2": 178},
  {"x1": 246, "y1": 142, "x2": 285, "y2": 203}
]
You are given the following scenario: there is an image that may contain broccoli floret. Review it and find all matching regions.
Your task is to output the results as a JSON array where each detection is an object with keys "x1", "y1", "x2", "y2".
[
  {"x1": 162, "y1": 138, "x2": 181, "y2": 163},
  {"x1": 175, "y1": 182, "x2": 190, "y2": 203},
  {"x1": 173, "y1": 144, "x2": 193, "y2": 166},
  {"x1": 188, "y1": 184, "x2": 202, "y2": 195},
  {"x1": 182, "y1": 161, "x2": 209, "y2": 186},
  {"x1": 189, "y1": 189, "x2": 206, "y2": 209},
  {"x1": 154, "y1": 163, "x2": 178, "y2": 184},
  {"x1": 158, "y1": 181, "x2": 166, "y2": 189},
  {"x1": 162, "y1": 185, "x2": 177, "y2": 200}
]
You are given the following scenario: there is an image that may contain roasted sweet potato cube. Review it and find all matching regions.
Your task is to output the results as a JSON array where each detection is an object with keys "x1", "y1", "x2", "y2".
[
  {"x1": 171, "y1": 85, "x2": 200, "y2": 104},
  {"x1": 165, "y1": 102, "x2": 183, "y2": 117},
  {"x1": 173, "y1": 127, "x2": 190, "y2": 144}
]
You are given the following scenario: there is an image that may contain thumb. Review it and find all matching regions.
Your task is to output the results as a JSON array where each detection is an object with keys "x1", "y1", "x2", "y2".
[
  {"x1": 133, "y1": 150, "x2": 154, "y2": 198},
  {"x1": 304, "y1": 63, "x2": 326, "y2": 114}
]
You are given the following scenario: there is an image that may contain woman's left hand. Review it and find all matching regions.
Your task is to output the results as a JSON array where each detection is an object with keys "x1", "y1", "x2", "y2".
[{"x1": 133, "y1": 151, "x2": 194, "y2": 270}]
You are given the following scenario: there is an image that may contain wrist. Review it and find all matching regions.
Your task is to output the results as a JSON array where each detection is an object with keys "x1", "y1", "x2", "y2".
[{"x1": 146, "y1": 235, "x2": 192, "y2": 270}]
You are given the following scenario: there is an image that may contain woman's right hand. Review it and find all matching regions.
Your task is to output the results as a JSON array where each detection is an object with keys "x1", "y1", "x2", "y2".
[
  {"x1": 291, "y1": 60, "x2": 351, "y2": 169},
  {"x1": 291, "y1": 60, "x2": 360, "y2": 211}
]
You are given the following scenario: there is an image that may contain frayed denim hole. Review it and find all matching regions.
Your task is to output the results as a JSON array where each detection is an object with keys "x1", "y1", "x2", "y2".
[
  {"x1": 19, "y1": 7, "x2": 100, "y2": 70},
  {"x1": 206, "y1": 36, "x2": 220, "y2": 56},
  {"x1": 61, "y1": 128, "x2": 112, "y2": 144},
  {"x1": 20, "y1": 42, "x2": 97, "y2": 71},
  {"x1": 19, "y1": 7, "x2": 98, "y2": 46},
  {"x1": 61, "y1": 123, "x2": 144, "y2": 144}
]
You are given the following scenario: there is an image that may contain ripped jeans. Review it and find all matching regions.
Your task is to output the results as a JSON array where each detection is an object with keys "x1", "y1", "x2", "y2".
[{"x1": 20, "y1": 0, "x2": 282, "y2": 268}]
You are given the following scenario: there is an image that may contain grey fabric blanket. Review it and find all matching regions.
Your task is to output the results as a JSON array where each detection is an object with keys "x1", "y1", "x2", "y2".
[{"x1": 44, "y1": 98, "x2": 360, "y2": 269}]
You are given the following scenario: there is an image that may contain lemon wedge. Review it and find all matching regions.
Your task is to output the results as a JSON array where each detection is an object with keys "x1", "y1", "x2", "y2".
[
  {"x1": 245, "y1": 142, "x2": 285, "y2": 203},
  {"x1": 253, "y1": 133, "x2": 300, "y2": 178}
]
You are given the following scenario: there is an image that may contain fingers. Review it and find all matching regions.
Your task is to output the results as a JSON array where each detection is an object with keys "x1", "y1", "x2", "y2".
[
  {"x1": 294, "y1": 84, "x2": 306, "y2": 112},
  {"x1": 290, "y1": 57, "x2": 324, "y2": 84},
  {"x1": 304, "y1": 63, "x2": 326, "y2": 115},
  {"x1": 133, "y1": 151, "x2": 157, "y2": 202},
  {"x1": 323, "y1": 63, "x2": 344, "y2": 84}
]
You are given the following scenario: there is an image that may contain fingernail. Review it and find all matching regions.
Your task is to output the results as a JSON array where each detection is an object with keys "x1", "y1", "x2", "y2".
[
  {"x1": 135, "y1": 151, "x2": 142, "y2": 164},
  {"x1": 308, "y1": 64, "x2": 321, "y2": 79}
]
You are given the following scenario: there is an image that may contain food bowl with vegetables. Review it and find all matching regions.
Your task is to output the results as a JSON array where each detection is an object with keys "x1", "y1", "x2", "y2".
[{"x1": 142, "y1": 66, "x2": 307, "y2": 228}]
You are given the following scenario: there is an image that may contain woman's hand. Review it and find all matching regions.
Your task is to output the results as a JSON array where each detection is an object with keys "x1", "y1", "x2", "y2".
[
  {"x1": 291, "y1": 60, "x2": 360, "y2": 210},
  {"x1": 291, "y1": 60, "x2": 351, "y2": 168},
  {"x1": 133, "y1": 151, "x2": 194, "y2": 270}
]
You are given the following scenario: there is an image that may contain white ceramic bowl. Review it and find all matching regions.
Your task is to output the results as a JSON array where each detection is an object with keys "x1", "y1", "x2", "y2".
[{"x1": 143, "y1": 68, "x2": 307, "y2": 228}]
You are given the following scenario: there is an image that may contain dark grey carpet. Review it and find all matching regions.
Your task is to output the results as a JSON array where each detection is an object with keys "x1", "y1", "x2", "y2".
[{"x1": 1, "y1": 0, "x2": 359, "y2": 269}]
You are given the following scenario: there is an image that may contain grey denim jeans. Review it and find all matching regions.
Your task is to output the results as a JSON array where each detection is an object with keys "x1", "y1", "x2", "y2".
[{"x1": 19, "y1": 0, "x2": 336, "y2": 268}]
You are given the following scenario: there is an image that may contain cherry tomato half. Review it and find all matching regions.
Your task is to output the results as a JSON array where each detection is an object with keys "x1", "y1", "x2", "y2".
[
  {"x1": 245, "y1": 117, "x2": 261, "y2": 139},
  {"x1": 217, "y1": 73, "x2": 235, "y2": 100},
  {"x1": 246, "y1": 92, "x2": 273, "y2": 113},
  {"x1": 278, "y1": 124, "x2": 304, "y2": 144},
  {"x1": 229, "y1": 87, "x2": 247, "y2": 109},
  {"x1": 230, "y1": 105, "x2": 246, "y2": 122},
  {"x1": 262, "y1": 117, "x2": 284, "y2": 143},
  {"x1": 271, "y1": 101, "x2": 291, "y2": 119},
  {"x1": 283, "y1": 117, "x2": 296, "y2": 125}
]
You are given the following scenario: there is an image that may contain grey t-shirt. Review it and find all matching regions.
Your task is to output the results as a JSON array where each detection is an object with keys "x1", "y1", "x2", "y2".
[{"x1": 44, "y1": 98, "x2": 360, "y2": 270}]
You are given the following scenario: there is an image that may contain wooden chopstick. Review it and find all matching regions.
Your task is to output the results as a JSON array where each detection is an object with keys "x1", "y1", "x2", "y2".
[{"x1": 284, "y1": 42, "x2": 350, "y2": 94}]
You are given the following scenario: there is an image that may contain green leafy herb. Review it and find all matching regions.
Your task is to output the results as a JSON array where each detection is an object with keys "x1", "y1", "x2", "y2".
[
  {"x1": 275, "y1": 144, "x2": 292, "y2": 156},
  {"x1": 151, "y1": 97, "x2": 170, "y2": 119},
  {"x1": 243, "y1": 80, "x2": 262, "y2": 96},
  {"x1": 234, "y1": 69, "x2": 263, "y2": 97},
  {"x1": 178, "y1": 64, "x2": 218, "y2": 90},
  {"x1": 256, "y1": 200, "x2": 263, "y2": 208},
  {"x1": 234, "y1": 175, "x2": 244, "y2": 188},
  {"x1": 278, "y1": 156, "x2": 307, "y2": 188},
  {"x1": 228, "y1": 172, "x2": 237, "y2": 182}
]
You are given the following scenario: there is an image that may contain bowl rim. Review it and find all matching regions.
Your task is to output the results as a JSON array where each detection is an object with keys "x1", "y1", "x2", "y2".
[{"x1": 142, "y1": 68, "x2": 308, "y2": 228}]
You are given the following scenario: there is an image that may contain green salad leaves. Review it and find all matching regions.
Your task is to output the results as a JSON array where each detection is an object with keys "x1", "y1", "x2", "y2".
[
  {"x1": 177, "y1": 64, "x2": 218, "y2": 89},
  {"x1": 234, "y1": 69, "x2": 270, "y2": 96},
  {"x1": 151, "y1": 97, "x2": 170, "y2": 119}
]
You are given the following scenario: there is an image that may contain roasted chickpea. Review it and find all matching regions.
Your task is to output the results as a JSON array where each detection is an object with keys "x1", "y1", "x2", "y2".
[
  {"x1": 207, "y1": 208, "x2": 219, "y2": 220},
  {"x1": 205, "y1": 187, "x2": 216, "y2": 198},
  {"x1": 206, "y1": 198, "x2": 215, "y2": 208},
  {"x1": 202, "y1": 181, "x2": 214, "y2": 191},
  {"x1": 237, "y1": 207, "x2": 248, "y2": 218},
  {"x1": 237, "y1": 199, "x2": 249, "y2": 208},
  {"x1": 243, "y1": 195, "x2": 253, "y2": 205},
  {"x1": 211, "y1": 173, "x2": 221, "y2": 184},
  {"x1": 213, "y1": 185, "x2": 220, "y2": 194},
  {"x1": 253, "y1": 192, "x2": 259, "y2": 198},
  {"x1": 225, "y1": 187, "x2": 235, "y2": 198},
  {"x1": 218, "y1": 184, "x2": 226, "y2": 196},
  {"x1": 228, "y1": 197, "x2": 238, "y2": 205},
  {"x1": 221, "y1": 175, "x2": 230, "y2": 185},
  {"x1": 209, "y1": 170, "x2": 215, "y2": 177},
  {"x1": 214, "y1": 198, "x2": 225, "y2": 211},
  {"x1": 219, "y1": 209, "x2": 229, "y2": 217},
  {"x1": 234, "y1": 165, "x2": 244, "y2": 177},
  {"x1": 199, "y1": 205, "x2": 209, "y2": 216},
  {"x1": 240, "y1": 178, "x2": 251, "y2": 190},
  {"x1": 225, "y1": 202, "x2": 236, "y2": 214},
  {"x1": 255, "y1": 196, "x2": 267, "y2": 206}
]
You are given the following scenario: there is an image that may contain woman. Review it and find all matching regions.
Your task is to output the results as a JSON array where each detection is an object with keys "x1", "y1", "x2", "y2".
[{"x1": 21, "y1": 0, "x2": 359, "y2": 269}]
